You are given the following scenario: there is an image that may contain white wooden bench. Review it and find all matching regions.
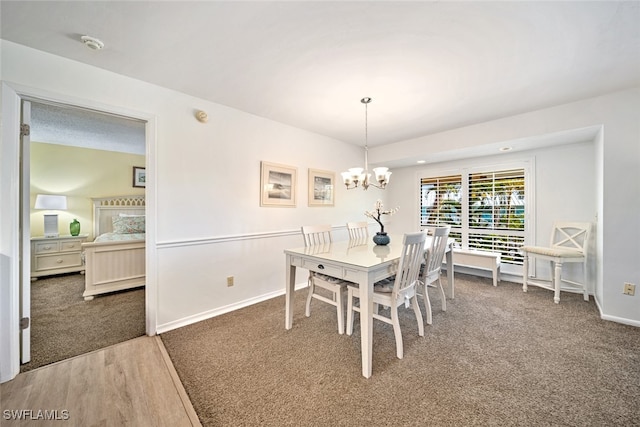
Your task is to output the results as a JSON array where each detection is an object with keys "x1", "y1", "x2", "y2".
[{"x1": 452, "y1": 249, "x2": 501, "y2": 286}]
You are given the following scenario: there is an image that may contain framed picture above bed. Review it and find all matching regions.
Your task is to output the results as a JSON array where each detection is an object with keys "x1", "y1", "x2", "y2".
[
  {"x1": 260, "y1": 161, "x2": 297, "y2": 207},
  {"x1": 133, "y1": 166, "x2": 146, "y2": 188},
  {"x1": 308, "y1": 168, "x2": 335, "y2": 207}
]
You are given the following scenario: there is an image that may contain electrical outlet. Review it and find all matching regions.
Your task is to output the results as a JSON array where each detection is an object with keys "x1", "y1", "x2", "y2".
[
  {"x1": 227, "y1": 276, "x2": 234, "y2": 287},
  {"x1": 623, "y1": 282, "x2": 635, "y2": 296}
]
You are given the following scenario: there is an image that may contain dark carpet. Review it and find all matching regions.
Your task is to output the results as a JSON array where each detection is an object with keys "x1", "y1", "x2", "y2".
[
  {"x1": 161, "y1": 274, "x2": 640, "y2": 427},
  {"x1": 20, "y1": 272, "x2": 145, "y2": 372}
]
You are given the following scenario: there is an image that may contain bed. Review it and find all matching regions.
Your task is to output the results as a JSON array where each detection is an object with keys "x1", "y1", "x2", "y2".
[{"x1": 82, "y1": 195, "x2": 146, "y2": 300}]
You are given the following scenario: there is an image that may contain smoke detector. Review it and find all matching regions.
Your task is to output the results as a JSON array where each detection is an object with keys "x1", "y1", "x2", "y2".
[
  {"x1": 81, "y1": 35, "x2": 104, "y2": 51},
  {"x1": 195, "y1": 111, "x2": 209, "y2": 123}
]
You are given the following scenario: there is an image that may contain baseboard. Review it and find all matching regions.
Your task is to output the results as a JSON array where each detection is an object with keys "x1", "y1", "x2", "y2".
[
  {"x1": 156, "y1": 282, "x2": 308, "y2": 334},
  {"x1": 600, "y1": 313, "x2": 640, "y2": 327}
]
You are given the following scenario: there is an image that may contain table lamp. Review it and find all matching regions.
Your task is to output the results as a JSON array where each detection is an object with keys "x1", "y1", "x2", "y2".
[{"x1": 34, "y1": 194, "x2": 67, "y2": 238}]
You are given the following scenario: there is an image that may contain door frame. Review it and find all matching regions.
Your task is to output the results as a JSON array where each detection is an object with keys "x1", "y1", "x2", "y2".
[
  {"x1": 20, "y1": 100, "x2": 32, "y2": 363},
  {"x1": 0, "y1": 82, "x2": 157, "y2": 383}
]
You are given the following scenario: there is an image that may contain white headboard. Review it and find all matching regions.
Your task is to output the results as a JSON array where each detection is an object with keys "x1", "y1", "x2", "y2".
[{"x1": 92, "y1": 195, "x2": 146, "y2": 237}]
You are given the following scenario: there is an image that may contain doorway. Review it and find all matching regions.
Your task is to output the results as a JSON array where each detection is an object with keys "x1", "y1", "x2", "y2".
[{"x1": 20, "y1": 98, "x2": 149, "y2": 370}]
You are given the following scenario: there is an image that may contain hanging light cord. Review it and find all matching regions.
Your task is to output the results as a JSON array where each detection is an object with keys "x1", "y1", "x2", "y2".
[{"x1": 362, "y1": 97, "x2": 371, "y2": 174}]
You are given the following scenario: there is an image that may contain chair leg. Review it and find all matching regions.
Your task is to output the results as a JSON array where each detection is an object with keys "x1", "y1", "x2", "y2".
[
  {"x1": 411, "y1": 295, "x2": 424, "y2": 337},
  {"x1": 305, "y1": 278, "x2": 314, "y2": 317},
  {"x1": 522, "y1": 253, "x2": 529, "y2": 293},
  {"x1": 553, "y1": 261, "x2": 562, "y2": 304},
  {"x1": 437, "y1": 277, "x2": 446, "y2": 312},
  {"x1": 422, "y1": 283, "x2": 432, "y2": 325},
  {"x1": 582, "y1": 261, "x2": 589, "y2": 302},
  {"x1": 336, "y1": 288, "x2": 345, "y2": 335},
  {"x1": 391, "y1": 304, "x2": 403, "y2": 359},
  {"x1": 346, "y1": 288, "x2": 355, "y2": 336}
]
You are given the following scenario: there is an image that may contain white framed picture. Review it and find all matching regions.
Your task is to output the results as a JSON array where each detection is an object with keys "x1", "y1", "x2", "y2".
[
  {"x1": 260, "y1": 161, "x2": 297, "y2": 207},
  {"x1": 308, "y1": 168, "x2": 335, "y2": 207}
]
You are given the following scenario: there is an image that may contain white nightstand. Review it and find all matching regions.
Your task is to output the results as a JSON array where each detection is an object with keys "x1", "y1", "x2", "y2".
[{"x1": 30, "y1": 235, "x2": 88, "y2": 280}]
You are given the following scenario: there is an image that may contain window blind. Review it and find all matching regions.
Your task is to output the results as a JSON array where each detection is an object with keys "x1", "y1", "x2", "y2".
[
  {"x1": 420, "y1": 175, "x2": 462, "y2": 227},
  {"x1": 468, "y1": 169, "x2": 525, "y2": 231},
  {"x1": 467, "y1": 168, "x2": 525, "y2": 265},
  {"x1": 420, "y1": 168, "x2": 526, "y2": 266}
]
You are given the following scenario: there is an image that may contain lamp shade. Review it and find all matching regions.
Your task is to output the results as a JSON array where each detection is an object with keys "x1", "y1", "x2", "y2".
[{"x1": 34, "y1": 194, "x2": 67, "y2": 210}]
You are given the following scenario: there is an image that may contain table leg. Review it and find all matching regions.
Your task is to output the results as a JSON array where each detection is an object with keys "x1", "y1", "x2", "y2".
[
  {"x1": 285, "y1": 254, "x2": 296, "y2": 330},
  {"x1": 446, "y1": 248, "x2": 455, "y2": 299},
  {"x1": 359, "y1": 273, "x2": 373, "y2": 378}
]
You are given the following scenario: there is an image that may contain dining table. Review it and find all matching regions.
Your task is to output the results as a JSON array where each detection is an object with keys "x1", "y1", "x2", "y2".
[{"x1": 284, "y1": 233, "x2": 455, "y2": 378}]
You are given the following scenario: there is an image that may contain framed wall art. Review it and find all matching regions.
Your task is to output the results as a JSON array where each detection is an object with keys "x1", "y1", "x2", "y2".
[
  {"x1": 308, "y1": 168, "x2": 335, "y2": 207},
  {"x1": 133, "y1": 166, "x2": 146, "y2": 188},
  {"x1": 260, "y1": 161, "x2": 297, "y2": 207}
]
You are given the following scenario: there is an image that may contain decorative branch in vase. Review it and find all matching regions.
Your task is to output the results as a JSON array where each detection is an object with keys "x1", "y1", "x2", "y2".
[{"x1": 364, "y1": 199, "x2": 399, "y2": 245}]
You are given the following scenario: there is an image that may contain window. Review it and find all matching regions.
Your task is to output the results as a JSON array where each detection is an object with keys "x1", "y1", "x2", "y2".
[
  {"x1": 468, "y1": 169, "x2": 525, "y2": 265},
  {"x1": 420, "y1": 166, "x2": 528, "y2": 268},
  {"x1": 420, "y1": 174, "x2": 462, "y2": 241}
]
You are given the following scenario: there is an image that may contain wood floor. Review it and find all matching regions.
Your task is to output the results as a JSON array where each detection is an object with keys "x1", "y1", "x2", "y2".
[{"x1": 1, "y1": 336, "x2": 201, "y2": 426}]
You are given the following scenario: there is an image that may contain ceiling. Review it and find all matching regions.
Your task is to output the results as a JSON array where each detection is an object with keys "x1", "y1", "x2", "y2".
[
  {"x1": 2, "y1": 1, "x2": 639, "y2": 150},
  {"x1": 29, "y1": 102, "x2": 146, "y2": 155}
]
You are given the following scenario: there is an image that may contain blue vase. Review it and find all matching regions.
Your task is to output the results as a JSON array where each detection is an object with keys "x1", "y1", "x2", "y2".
[{"x1": 373, "y1": 232, "x2": 390, "y2": 246}]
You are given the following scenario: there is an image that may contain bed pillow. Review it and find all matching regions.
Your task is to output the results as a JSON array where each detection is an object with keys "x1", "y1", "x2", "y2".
[{"x1": 112, "y1": 215, "x2": 145, "y2": 233}]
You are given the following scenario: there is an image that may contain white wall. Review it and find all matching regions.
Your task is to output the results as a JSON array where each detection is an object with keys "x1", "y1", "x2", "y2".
[
  {"x1": 0, "y1": 81, "x2": 21, "y2": 383},
  {"x1": 385, "y1": 141, "x2": 597, "y2": 280},
  {"x1": 371, "y1": 89, "x2": 640, "y2": 325},
  {"x1": 0, "y1": 41, "x2": 384, "y2": 381}
]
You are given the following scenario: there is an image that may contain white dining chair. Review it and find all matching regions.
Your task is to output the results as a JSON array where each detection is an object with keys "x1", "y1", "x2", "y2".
[
  {"x1": 419, "y1": 225, "x2": 451, "y2": 325},
  {"x1": 522, "y1": 222, "x2": 591, "y2": 303},
  {"x1": 346, "y1": 221, "x2": 369, "y2": 240},
  {"x1": 346, "y1": 231, "x2": 426, "y2": 359},
  {"x1": 301, "y1": 224, "x2": 349, "y2": 334}
]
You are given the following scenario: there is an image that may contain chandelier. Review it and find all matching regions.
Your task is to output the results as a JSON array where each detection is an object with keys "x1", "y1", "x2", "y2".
[{"x1": 341, "y1": 97, "x2": 391, "y2": 190}]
